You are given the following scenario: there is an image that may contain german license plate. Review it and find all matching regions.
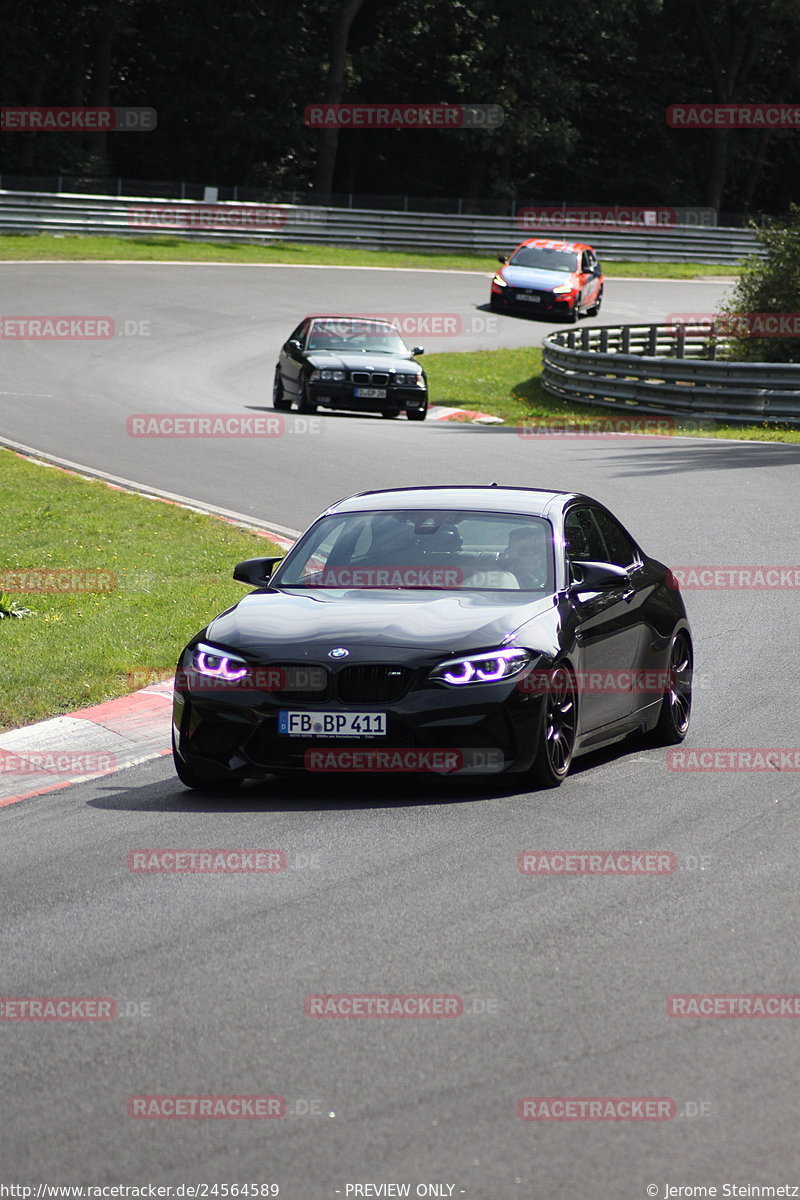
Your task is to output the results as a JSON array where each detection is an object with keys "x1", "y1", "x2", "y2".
[
  {"x1": 516, "y1": 293, "x2": 540, "y2": 302},
  {"x1": 278, "y1": 711, "x2": 387, "y2": 737},
  {"x1": 354, "y1": 387, "x2": 387, "y2": 398}
]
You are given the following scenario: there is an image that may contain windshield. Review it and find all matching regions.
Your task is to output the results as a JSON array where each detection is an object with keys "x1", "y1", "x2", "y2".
[
  {"x1": 306, "y1": 319, "x2": 410, "y2": 355},
  {"x1": 272, "y1": 509, "x2": 555, "y2": 593},
  {"x1": 509, "y1": 246, "x2": 579, "y2": 272}
]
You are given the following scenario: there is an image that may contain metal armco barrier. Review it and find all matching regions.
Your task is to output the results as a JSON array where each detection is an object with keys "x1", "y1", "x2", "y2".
[
  {"x1": 542, "y1": 325, "x2": 800, "y2": 425},
  {"x1": 0, "y1": 190, "x2": 762, "y2": 263}
]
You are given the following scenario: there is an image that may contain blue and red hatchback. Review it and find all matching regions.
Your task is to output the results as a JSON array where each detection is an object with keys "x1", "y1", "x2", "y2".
[{"x1": 490, "y1": 238, "x2": 604, "y2": 321}]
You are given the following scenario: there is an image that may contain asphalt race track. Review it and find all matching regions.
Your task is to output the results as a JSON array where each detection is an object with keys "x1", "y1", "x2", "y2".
[{"x1": 1, "y1": 262, "x2": 800, "y2": 1197}]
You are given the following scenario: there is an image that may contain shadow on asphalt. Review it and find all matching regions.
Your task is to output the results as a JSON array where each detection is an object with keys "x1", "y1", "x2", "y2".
[{"x1": 86, "y1": 736, "x2": 652, "y2": 814}]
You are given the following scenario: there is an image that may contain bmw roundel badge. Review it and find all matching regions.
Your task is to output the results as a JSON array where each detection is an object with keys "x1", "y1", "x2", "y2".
[{"x1": 328, "y1": 647, "x2": 350, "y2": 659}]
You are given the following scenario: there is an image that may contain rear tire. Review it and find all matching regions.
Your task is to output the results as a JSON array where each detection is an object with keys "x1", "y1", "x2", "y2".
[
  {"x1": 648, "y1": 632, "x2": 693, "y2": 745},
  {"x1": 526, "y1": 665, "x2": 578, "y2": 788},
  {"x1": 272, "y1": 368, "x2": 292, "y2": 411}
]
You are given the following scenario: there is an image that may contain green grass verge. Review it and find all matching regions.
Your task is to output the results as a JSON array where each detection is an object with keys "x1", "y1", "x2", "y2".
[
  {"x1": 0, "y1": 233, "x2": 734, "y2": 277},
  {"x1": 423, "y1": 346, "x2": 800, "y2": 442},
  {"x1": 0, "y1": 449, "x2": 282, "y2": 732}
]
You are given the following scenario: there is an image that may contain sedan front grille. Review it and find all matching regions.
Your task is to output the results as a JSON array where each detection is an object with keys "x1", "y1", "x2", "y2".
[
  {"x1": 350, "y1": 371, "x2": 390, "y2": 386},
  {"x1": 335, "y1": 665, "x2": 413, "y2": 703}
]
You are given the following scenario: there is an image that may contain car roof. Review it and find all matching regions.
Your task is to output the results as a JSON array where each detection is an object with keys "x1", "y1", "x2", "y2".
[
  {"x1": 514, "y1": 238, "x2": 594, "y2": 253},
  {"x1": 304, "y1": 315, "x2": 399, "y2": 327},
  {"x1": 324, "y1": 485, "x2": 591, "y2": 519}
]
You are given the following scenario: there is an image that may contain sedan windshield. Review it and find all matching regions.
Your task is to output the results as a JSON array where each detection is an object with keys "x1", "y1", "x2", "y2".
[
  {"x1": 306, "y1": 319, "x2": 410, "y2": 355},
  {"x1": 509, "y1": 247, "x2": 579, "y2": 272},
  {"x1": 273, "y1": 509, "x2": 555, "y2": 592}
]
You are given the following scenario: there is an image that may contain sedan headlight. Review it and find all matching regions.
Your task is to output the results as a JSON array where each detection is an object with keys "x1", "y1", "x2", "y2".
[
  {"x1": 191, "y1": 643, "x2": 248, "y2": 681},
  {"x1": 492, "y1": 274, "x2": 508, "y2": 287},
  {"x1": 310, "y1": 369, "x2": 346, "y2": 381},
  {"x1": 430, "y1": 648, "x2": 531, "y2": 686},
  {"x1": 552, "y1": 284, "x2": 575, "y2": 295},
  {"x1": 395, "y1": 373, "x2": 423, "y2": 386}
]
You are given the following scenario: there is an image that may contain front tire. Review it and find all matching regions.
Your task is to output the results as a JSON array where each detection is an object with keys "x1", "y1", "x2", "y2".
[
  {"x1": 272, "y1": 368, "x2": 292, "y2": 411},
  {"x1": 567, "y1": 296, "x2": 581, "y2": 324},
  {"x1": 407, "y1": 403, "x2": 428, "y2": 422},
  {"x1": 527, "y1": 665, "x2": 578, "y2": 787},
  {"x1": 587, "y1": 287, "x2": 603, "y2": 317},
  {"x1": 296, "y1": 380, "x2": 317, "y2": 414},
  {"x1": 648, "y1": 632, "x2": 693, "y2": 745}
]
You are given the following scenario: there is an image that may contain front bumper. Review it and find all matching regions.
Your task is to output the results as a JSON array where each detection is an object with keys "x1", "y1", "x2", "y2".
[
  {"x1": 308, "y1": 382, "x2": 428, "y2": 414},
  {"x1": 173, "y1": 664, "x2": 544, "y2": 780},
  {"x1": 490, "y1": 285, "x2": 574, "y2": 315}
]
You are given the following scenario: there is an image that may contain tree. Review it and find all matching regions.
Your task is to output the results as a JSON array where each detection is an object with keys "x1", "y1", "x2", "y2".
[{"x1": 719, "y1": 205, "x2": 800, "y2": 362}]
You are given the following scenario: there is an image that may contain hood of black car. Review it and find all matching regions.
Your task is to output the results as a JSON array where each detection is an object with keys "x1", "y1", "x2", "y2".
[
  {"x1": 204, "y1": 588, "x2": 555, "y2": 659},
  {"x1": 305, "y1": 351, "x2": 421, "y2": 373}
]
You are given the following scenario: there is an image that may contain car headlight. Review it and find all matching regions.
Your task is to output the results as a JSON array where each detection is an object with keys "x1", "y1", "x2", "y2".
[
  {"x1": 310, "y1": 369, "x2": 346, "y2": 381},
  {"x1": 395, "y1": 373, "x2": 424, "y2": 386},
  {"x1": 552, "y1": 284, "x2": 574, "y2": 295},
  {"x1": 492, "y1": 274, "x2": 508, "y2": 287},
  {"x1": 191, "y1": 643, "x2": 248, "y2": 680},
  {"x1": 430, "y1": 648, "x2": 531, "y2": 686}
]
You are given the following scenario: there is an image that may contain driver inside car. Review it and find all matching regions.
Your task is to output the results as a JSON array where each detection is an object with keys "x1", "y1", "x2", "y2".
[{"x1": 498, "y1": 526, "x2": 549, "y2": 589}]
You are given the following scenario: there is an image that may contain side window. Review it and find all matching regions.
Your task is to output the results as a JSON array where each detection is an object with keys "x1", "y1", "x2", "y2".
[
  {"x1": 289, "y1": 321, "x2": 307, "y2": 345},
  {"x1": 581, "y1": 251, "x2": 591, "y2": 272},
  {"x1": 591, "y1": 508, "x2": 639, "y2": 568},
  {"x1": 564, "y1": 508, "x2": 607, "y2": 566}
]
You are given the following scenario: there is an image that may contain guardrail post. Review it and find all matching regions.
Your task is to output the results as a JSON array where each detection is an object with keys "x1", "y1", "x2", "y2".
[
  {"x1": 648, "y1": 326, "x2": 657, "y2": 356},
  {"x1": 599, "y1": 327, "x2": 609, "y2": 353},
  {"x1": 621, "y1": 327, "x2": 630, "y2": 354},
  {"x1": 581, "y1": 327, "x2": 590, "y2": 351},
  {"x1": 675, "y1": 325, "x2": 685, "y2": 359}
]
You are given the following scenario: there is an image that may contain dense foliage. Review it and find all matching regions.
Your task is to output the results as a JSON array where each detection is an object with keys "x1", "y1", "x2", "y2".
[
  {"x1": 1, "y1": 0, "x2": 798, "y2": 213},
  {"x1": 719, "y1": 205, "x2": 800, "y2": 361}
]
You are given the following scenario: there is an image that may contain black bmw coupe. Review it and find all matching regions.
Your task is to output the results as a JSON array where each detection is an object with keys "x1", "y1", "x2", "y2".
[
  {"x1": 273, "y1": 315, "x2": 428, "y2": 420},
  {"x1": 172, "y1": 486, "x2": 692, "y2": 791}
]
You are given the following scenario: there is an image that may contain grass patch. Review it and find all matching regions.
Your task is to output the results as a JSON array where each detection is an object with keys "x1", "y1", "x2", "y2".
[
  {"x1": 0, "y1": 449, "x2": 282, "y2": 732},
  {"x1": 0, "y1": 233, "x2": 734, "y2": 277},
  {"x1": 424, "y1": 346, "x2": 800, "y2": 442}
]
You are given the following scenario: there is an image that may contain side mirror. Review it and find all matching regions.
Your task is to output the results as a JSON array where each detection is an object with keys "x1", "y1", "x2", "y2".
[
  {"x1": 287, "y1": 339, "x2": 302, "y2": 352},
  {"x1": 497, "y1": 254, "x2": 508, "y2": 264},
  {"x1": 412, "y1": 345, "x2": 425, "y2": 356},
  {"x1": 568, "y1": 561, "x2": 630, "y2": 592},
  {"x1": 233, "y1": 556, "x2": 284, "y2": 587}
]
